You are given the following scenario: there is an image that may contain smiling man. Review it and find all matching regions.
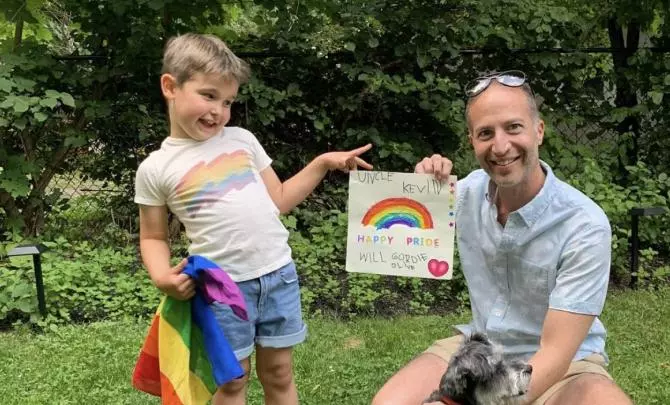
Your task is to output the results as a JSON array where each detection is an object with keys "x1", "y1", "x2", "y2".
[{"x1": 372, "y1": 71, "x2": 633, "y2": 405}]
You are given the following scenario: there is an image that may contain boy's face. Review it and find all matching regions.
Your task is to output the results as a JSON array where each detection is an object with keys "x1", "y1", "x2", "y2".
[{"x1": 161, "y1": 72, "x2": 239, "y2": 141}]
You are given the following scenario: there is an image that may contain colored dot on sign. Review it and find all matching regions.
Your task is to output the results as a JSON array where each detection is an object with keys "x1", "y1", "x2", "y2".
[
  {"x1": 450, "y1": 182, "x2": 455, "y2": 187},
  {"x1": 449, "y1": 222, "x2": 454, "y2": 227},
  {"x1": 449, "y1": 211, "x2": 454, "y2": 216}
]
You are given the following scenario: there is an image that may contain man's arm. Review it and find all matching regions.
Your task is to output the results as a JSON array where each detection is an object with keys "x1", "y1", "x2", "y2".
[
  {"x1": 260, "y1": 144, "x2": 372, "y2": 214},
  {"x1": 525, "y1": 309, "x2": 595, "y2": 403},
  {"x1": 525, "y1": 223, "x2": 612, "y2": 403}
]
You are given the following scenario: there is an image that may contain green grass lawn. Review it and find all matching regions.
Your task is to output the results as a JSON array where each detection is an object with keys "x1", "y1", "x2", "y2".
[{"x1": 1, "y1": 287, "x2": 668, "y2": 404}]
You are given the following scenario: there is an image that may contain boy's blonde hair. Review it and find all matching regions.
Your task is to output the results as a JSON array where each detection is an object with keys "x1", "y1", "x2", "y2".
[{"x1": 161, "y1": 33, "x2": 250, "y2": 85}]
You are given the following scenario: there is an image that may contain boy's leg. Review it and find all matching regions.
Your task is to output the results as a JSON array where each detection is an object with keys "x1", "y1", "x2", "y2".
[
  {"x1": 256, "y1": 346, "x2": 298, "y2": 405},
  {"x1": 210, "y1": 276, "x2": 260, "y2": 405},
  {"x1": 212, "y1": 357, "x2": 251, "y2": 405},
  {"x1": 254, "y1": 261, "x2": 307, "y2": 405},
  {"x1": 371, "y1": 335, "x2": 461, "y2": 405}
]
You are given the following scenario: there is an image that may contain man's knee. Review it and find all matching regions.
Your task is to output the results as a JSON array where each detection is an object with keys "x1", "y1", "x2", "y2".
[
  {"x1": 372, "y1": 388, "x2": 400, "y2": 405},
  {"x1": 371, "y1": 353, "x2": 448, "y2": 405},
  {"x1": 556, "y1": 374, "x2": 632, "y2": 405},
  {"x1": 372, "y1": 384, "x2": 430, "y2": 405},
  {"x1": 579, "y1": 375, "x2": 632, "y2": 404}
]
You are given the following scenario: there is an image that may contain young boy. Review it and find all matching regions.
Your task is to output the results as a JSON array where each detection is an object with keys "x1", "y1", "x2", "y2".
[{"x1": 134, "y1": 33, "x2": 372, "y2": 405}]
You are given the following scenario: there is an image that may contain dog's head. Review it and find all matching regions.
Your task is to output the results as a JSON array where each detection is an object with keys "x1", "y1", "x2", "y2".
[{"x1": 424, "y1": 333, "x2": 533, "y2": 405}]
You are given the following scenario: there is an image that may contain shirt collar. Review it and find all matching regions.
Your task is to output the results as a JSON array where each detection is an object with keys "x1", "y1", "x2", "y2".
[{"x1": 485, "y1": 160, "x2": 557, "y2": 228}]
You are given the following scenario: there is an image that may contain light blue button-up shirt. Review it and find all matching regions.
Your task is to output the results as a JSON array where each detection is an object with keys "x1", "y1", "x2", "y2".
[{"x1": 454, "y1": 161, "x2": 611, "y2": 363}]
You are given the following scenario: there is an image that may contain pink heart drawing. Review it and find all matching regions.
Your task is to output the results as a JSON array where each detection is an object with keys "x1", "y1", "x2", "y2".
[{"x1": 428, "y1": 259, "x2": 449, "y2": 277}]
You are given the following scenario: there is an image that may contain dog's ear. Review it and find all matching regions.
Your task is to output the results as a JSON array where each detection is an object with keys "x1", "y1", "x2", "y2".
[
  {"x1": 468, "y1": 332, "x2": 490, "y2": 345},
  {"x1": 469, "y1": 357, "x2": 496, "y2": 382},
  {"x1": 442, "y1": 365, "x2": 473, "y2": 397}
]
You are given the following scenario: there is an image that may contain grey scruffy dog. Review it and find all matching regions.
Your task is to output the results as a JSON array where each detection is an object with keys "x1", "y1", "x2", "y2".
[{"x1": 424, "y1": 333, "x2": 533, "y2": 405}]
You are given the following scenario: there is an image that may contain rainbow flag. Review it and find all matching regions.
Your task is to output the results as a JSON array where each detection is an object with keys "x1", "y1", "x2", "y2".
[{"x1": 132, "y1": 255, "x2": 248, "y2": 404}]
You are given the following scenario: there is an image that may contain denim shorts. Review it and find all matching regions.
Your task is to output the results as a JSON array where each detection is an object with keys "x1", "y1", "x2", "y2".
[{"x1": 210, "y1": 261, "x2": 307, "y2": 360}]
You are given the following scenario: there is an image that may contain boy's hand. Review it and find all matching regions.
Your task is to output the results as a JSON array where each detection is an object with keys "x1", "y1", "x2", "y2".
[
  {"x1": 155, "y1": 258, "x2": 196, "y2": 300},
  {"x1": 318, "y1": 143, "x2": 373, "y2": 173}
]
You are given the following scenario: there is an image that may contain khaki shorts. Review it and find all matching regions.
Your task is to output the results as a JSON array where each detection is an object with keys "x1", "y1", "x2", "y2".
[{"x1": 424, "y1": 335, "x2": 612, "y2": 404}]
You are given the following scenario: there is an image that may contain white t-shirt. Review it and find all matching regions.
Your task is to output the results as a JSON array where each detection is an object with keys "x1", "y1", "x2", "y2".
[{"x1": 134, "y1": 126, "x2": 292, "y2": 282}]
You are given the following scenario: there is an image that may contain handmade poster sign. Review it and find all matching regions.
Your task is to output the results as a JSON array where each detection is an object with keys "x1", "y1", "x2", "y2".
[{"x1": 346, "y1": 171, "x2": 457, "y2": 279}]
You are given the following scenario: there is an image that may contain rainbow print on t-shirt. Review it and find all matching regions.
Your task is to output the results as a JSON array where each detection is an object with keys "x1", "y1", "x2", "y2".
[{"x1": 175, "y1": 150, "x2": 256, "y2": 216}]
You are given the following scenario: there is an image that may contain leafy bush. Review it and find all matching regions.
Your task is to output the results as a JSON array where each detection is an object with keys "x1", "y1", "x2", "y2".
[
  {"x1": 3, "y1": 153, "x2": 670, "y2": 329},
  {"x1": 0, "y1": 236, "x2": 160, "y2": 329},
  {"x1": 541, "y1": 125, "x2": 670, "y2": 286},
  {"x1": 41, "y1": 194, "x2": 137, "y2": 246},
  {"x1": 567, "y1": 160, "x2": 670, "y2": 286}
]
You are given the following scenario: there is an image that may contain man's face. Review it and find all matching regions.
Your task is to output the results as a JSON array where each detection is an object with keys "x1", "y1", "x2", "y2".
[{"x1": 467, "y1": 82, "x2": 544, "y2": 190}]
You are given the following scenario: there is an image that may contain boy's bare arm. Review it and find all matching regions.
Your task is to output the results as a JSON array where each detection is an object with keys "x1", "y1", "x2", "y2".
[
  {"x1": 139, "y1": 204, "x2": 171, "y2": 281},
  {"x1": 259, "y1": 158, "x2": 328, "y2": 214},
  {"x1": 260, "y1": 144, "x2": 373, "y2": 214},
  {"x1": 138, "y1": 204, "x2": 195, "y2": 300}
]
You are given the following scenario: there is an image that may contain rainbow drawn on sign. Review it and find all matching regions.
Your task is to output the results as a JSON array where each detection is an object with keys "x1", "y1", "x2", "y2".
[{"x1": 361, "y1": 197, "x2": 434, "y2": 230}]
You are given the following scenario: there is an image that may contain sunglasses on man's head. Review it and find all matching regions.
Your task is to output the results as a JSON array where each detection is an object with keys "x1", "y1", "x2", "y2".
[{"x1": 464, "y1": 70, "x2": 528, "y2": 98}]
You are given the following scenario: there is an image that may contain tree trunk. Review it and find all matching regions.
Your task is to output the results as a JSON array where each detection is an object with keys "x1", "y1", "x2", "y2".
[
  {"x1": 13, "y1": 15, "x2": 23, "y2": 50},
  {"x1": 21, "y1": 145, "x2": 72, "y2": 235},
  {"x1": 607, "y1": 18, "x2": 640, "y2": 184}
]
